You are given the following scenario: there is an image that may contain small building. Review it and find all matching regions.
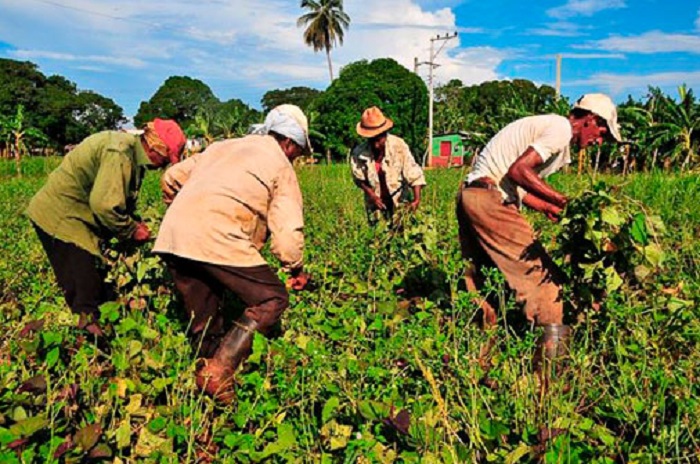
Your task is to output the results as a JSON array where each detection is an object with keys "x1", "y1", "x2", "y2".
[{"x1": 430, "y1": 133, "x2": 467, "y2": 167}]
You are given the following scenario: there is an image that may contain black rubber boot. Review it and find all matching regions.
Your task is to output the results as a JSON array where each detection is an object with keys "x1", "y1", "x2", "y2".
[
  {"x1": 195, "y1": 315, "x2": 259, "y2": 403},
  {"x1": 533, "y1": 324, "x2": 571, "y2": 378}
]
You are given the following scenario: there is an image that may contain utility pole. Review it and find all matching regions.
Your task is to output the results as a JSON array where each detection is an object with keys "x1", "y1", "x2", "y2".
[
  {"x1": 555, "y1": 53, "x2": 562, "y2": 100},
  {"x1": 425, "y1": 32, "x2": 458, "y2": 167}
]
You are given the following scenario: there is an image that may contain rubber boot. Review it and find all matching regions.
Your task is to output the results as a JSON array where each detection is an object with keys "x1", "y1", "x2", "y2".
[
  {"x1": 533, "y1": 324, "x2": 571, "y2": 385},
  {"x1": 196, "y1": 315, "x2": 259, "y2": 404}
]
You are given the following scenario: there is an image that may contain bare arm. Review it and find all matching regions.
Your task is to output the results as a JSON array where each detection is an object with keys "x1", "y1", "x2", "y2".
[{"x1": 507, "y1": 147, "x2": 567, "y2": 209}]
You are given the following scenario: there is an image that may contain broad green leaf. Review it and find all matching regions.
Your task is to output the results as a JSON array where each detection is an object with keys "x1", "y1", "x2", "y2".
[
  {"x1": 358, "y1": 401, "x2": 390, "y2": 421},
  {"x1": 134, "y1": 427, "x2": 172, "y2": 457},
  {"x1": 604, "y1": 267, "x2": 623, "y2": 293},
  {"x1": 322, "y1": 397, "x2": 340, "y2": 424},
  {"x1": 45, "y1": 347, "x2": 60, "y2": 368},
  {"x1": 9, "y1": 416, "x2": 48, "y2": 438},
  {"x1": 634, "y1": 264, "x2": 651, "y2": 280},
  {"x1": 643, "y1": 243, "x2": 664, "y2": 267},
  {"x1": 667, "y1": 297, "x2": 692, "y2": 312},
  {"x1": 115, "y1": 420, "x2": 131, "y2": 449},
  {"x1": 601, "y1": 206, "x2": 625, "y2": 227},
  {"x1": 128, "y1": 340, "x2": 142, "y2": 358},
  {"x1": 629, "y1": 213, "x2": 648, "y2": 245},
  {"x1": 277, "y1": 423, "x2": 296, "y2": 449},
  {"x1": 12, "y1": 407, "x2": 27, "y2": 422}
]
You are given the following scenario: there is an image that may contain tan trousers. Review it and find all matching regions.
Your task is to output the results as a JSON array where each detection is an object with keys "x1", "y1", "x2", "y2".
[{"x1": 456, "y1": 186, "x2": 564, "y2": 325}]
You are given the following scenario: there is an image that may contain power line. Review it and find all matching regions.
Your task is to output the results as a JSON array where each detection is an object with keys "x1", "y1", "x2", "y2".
[{"x1": 27, "y1": 0, "x2": 161, "y2": 29}]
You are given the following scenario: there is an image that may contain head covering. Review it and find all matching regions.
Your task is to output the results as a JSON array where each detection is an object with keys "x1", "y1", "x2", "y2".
[
  {"x1": 250, "y1": 104, "x2": 312, "y2": 154},
  {"x1": 573, "y1": 94, "x2": 622, "y2": 142},
  {"x1": 357, "y1": 107, "x2": 394, "y2": 138},
  {"x1": 143, "y1": 118, "x2": 186, "y2": 165}
]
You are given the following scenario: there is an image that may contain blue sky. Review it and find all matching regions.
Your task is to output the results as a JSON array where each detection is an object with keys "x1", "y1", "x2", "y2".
[{"x1": 1, "y1": 0, "x2": 698, "y2": 120}]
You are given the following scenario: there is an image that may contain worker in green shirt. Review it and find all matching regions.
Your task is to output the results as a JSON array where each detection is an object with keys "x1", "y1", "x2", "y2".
[{"x1": 26, "y1": 119, "x2": 186, "y2": 335}]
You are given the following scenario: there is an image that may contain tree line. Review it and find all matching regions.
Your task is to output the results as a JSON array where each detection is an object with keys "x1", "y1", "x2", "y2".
[{"x1": 1, "y1": 57, "x2": 698, "y2": 172}]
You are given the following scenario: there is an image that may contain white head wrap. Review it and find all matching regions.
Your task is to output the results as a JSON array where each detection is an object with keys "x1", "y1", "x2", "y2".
[{"x1": 250, "y1": 105, "x2": 310, "y2": 151}]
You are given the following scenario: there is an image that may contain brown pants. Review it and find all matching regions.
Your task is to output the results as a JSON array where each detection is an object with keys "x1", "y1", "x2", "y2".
[
  {"x1": 33, "y1": 223, "x2": 112, "y2": 320},
  {"x1": 163, "y1": 255, "x2": 288, "y2": 355},
  {"x1": 456, "y1": 186, "x2": 564, "y2": 325}
]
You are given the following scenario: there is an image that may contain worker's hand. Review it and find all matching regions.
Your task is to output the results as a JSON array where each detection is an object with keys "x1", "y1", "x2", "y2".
[
  {"x1": 161, "y1": 176, "x2": 180, "y2": 205},
  {"x1": 408, "y1": 199, "x2": 420, "y2": 211},
  {"x1": 370, "y1": 193, "x2": 387, "y2": 211},
  {"x1": 132, "y1": 222, "x2": 152, "y2": 243},
  {"x1": 287, "y1": 272, "x2": 311, "y2": 291},
  {"x1": 544, "y1": 204, "x2": 563, "y2": 223},
  {"x1": 553, "y1": 193, "x2": 568, "y2": 209}
]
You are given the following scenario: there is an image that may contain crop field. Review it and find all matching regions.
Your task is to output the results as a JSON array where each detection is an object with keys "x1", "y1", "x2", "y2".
[{"x1": 0, "y1": 158, "x2": 699, "y2": 463}]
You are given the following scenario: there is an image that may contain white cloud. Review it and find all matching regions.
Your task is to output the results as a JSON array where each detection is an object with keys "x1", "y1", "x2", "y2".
[
  {"x1": 580, "y1": 31, "x2": 700, "y2": 54},
  {"x1": 529, "y1": 21, "x2": 586, "y2": 37},
  {"x1": 10, "y1": 50, "x2": 147, "y2": 68},
  {"x1": 558, "y1": 53, "x2": 625, "y2": 59},
  {"x1": 547, "y1": 0, "x2": 626, "y2": 20},
  {"x1": 568, "y1": 70, "x2": 700, "y2": 95},
  {"x1": 0, "y1": 0, "x2": 506, "y2": 114}
]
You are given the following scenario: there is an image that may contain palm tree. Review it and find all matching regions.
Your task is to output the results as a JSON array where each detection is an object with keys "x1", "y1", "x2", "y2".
[
  {"x1": 297, "y1": 0, "x2": 350, "y2": 82},
  {"x1": 649, "y1": 85, "x2": 700, "y2": 172},
  {"x1": 0, "y1": 105, "x2": 47, "y2": 176}
]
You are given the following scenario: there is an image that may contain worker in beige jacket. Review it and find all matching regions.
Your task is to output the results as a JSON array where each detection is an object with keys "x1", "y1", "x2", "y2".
[{"x1": 153, "y1": 104, "x2": 311, "y2": 403}]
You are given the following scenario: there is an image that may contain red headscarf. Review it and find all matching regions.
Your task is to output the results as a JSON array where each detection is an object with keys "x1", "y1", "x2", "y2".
[{"x1": 144, "y1": 119, "x2": 186, "y2": 165}]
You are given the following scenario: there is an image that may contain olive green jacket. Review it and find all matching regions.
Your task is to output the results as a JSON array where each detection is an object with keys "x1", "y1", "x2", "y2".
[{"x1": 26, "y1": 131, "x2": 152, "y2": 257}]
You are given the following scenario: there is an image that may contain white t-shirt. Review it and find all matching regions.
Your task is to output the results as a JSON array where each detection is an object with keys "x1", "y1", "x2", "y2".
[{"x1": 467, "y1": 114, "x2": 572, "y2": 205}]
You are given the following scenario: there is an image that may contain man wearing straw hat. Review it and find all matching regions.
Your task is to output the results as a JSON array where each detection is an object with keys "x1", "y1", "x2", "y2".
[
  {"x1": 456, "y1": 93, "x2": 622, "y2": 373},
  {"x1": 26, "y1": 119, "x2": 186, "y2": 336},
  {"x1": 351, "y1": 106, "x2": 426, "y2": 224},
  {"x1": 154, "y1": 104, "x2": 311, "y2": 403}
]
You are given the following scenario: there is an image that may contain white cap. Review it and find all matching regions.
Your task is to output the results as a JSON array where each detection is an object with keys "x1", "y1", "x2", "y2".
[
  {"x1": 573, "y1": 93, "x2": 622, "y2": 142},
  {"x1": 274, "y1": 104, "x2": 313, "y2": 154}
]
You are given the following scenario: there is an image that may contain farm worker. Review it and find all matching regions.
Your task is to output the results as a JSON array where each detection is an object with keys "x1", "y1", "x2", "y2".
[
  {"x1": 351, "y1": 107, "x2": 426, "y2": 224},
  {"x1": 153, "y1": 104, "x2": 311, "y2": 403},
  {"x1": 456, "y1": 93, "x2": 622, "y2": 372},
  {"x1": 26, "y1": 119, "x2": 186, "y2": 335}
]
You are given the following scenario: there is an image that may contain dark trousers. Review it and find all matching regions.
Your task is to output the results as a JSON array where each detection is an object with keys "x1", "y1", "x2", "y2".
[
  {"x1": 163, "y1": 255, "x2": 289, "y2": 356},
  {"x1": 33, "y1": 223, "x2": 110, "y2": 320}
]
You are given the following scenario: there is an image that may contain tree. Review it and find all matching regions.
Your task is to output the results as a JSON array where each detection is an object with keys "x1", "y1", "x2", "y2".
[
  {"x1": 432, "y1": 78, "x2": 563, "y2": 158},
  {"x1": 261, "y1": 86, "x2": 323, "y2": 113},
  {"x1": 71, "y1": 91, "x2": 126, "y2": 141},
  {"x1": 297, "y1": 0, "x2": 350, "y2": 82},
  {"x1": 134, "y1": 76, "x2": 218, "y2": 128},
  {"x1": 0, "y1": 59, "x2": 124, "y2": 149},
  {"x1": 313, "y1": 58, "x2": 428, "y2": 159},
  {"x1": 0, "y1": 59, "x2": 45, "y2": 120}
]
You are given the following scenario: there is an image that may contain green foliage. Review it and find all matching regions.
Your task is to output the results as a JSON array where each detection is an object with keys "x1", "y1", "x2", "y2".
[
  {"x1": 434, "y1": 79, "x2": 563, "y2": 157},
  {"x1": 555, "y1": 181, "x2": 666, "y2": 313},
  {"x1": 0, "y1": 161, "x2": 699, "y2": 461},
  {"x1": 261, "y1": 86, "x2": 323, "y2": 113},
  {"x1": 0, "y1": 58, "x2": 125, "y2": 149},
  {"x1": 313, "y1": 58, "x2": 428, "y2": 159},
  {"x1": 134, "y1": 76, "x2": 219, "y2": 128}
]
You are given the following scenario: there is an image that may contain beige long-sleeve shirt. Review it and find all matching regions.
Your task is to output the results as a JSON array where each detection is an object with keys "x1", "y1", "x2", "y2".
[
  {"x1": 153, "y1": 134, "x2": 304, "y2": 271},
  {"x1": 350, "y1": 134, "x2": 426, "y2": 209}
]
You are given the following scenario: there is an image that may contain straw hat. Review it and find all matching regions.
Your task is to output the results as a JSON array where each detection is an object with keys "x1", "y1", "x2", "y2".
[{"x1": 356, "y1": 106, "x2": 394, "y2": 138}]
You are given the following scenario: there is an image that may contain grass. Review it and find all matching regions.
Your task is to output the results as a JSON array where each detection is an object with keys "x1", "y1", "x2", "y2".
[{"x1": 0, "y1": 158, "x2": 698, "y2": 462}]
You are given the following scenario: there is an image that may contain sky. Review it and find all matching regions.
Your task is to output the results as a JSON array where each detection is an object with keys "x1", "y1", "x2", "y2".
[{"x1": 1, "y1": 0, "x2": 699, "y2": 120}]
